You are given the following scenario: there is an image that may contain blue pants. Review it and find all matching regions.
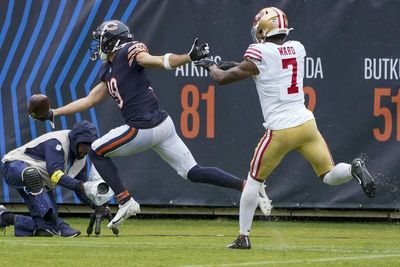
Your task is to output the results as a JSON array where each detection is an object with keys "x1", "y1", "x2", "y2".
[{"x1": 2, "y1": 161, "x2": 64, "y2": 236}]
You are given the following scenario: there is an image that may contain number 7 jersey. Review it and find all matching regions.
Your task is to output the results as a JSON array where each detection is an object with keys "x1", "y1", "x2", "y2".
[{"x1": 244, "y1": 40, "x2": 314, "y2": 130}]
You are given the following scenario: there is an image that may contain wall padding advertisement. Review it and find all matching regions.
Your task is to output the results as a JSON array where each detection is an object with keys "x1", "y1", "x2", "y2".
[{"x1": 0, "y1": 0, "x2": 399, "y2": 209}]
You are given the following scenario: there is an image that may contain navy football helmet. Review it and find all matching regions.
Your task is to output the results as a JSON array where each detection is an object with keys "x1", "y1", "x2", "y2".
[{"x1": 90, "y1": 20, "x2": 133, "y2": 61}]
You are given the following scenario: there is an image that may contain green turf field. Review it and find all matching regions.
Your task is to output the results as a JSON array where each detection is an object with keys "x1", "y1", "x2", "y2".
[{"x1": 1, "y1": 217, "x2": 399, "y2": 266}]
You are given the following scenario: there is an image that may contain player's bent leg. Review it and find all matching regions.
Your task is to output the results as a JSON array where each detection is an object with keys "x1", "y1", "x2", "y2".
[
  {"x1": 107, "y1": 197, "x2": 140, "y2": 229},
  {"x1": 321, "y1": 163, "x2": 353, "y2": 185},
  {"x1": 90, "y1": 124, "x2": 153, "y2": 197},
  {"x1": 89, "y1": 149, "x2": 127, "y2": 196},
  {"x1": 351, "y1": 158, "x2": 376, "y2": 198}
]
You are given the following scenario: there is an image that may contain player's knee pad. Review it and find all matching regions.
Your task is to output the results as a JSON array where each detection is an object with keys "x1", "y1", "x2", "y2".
[{"x1": 21, "y1": 166, "x2": 43, "y2": 195}]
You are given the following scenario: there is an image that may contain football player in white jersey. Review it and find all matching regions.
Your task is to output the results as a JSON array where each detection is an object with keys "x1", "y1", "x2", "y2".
[{"x1": 196, "y1": 7, "x2": 376, "y2": 249}]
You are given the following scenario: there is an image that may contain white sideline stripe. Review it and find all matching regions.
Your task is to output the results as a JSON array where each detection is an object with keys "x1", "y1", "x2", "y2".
[
  {"x1": 3, "y1": 240, "x2": 400, "y2": 255},
  {"x1": 182, "y1": 254, "x2": 400, "y2": 267},
  {"x1": 2, "y1": 240, "x2": 400, "y2": 266}
]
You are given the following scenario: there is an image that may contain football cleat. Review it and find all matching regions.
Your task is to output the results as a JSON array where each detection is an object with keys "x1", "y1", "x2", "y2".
[
  {"x1": 259, "y1": 184, "x2": 273, "y2": 216},
  {"x1": 0, "y1": 205, "x2": 11, "y2": 231},
  {"x1": 227, "y1": 235, "x2": 251, "y2": 249},
  {"x1": 107, "y1": 197, "x2": 140, "y2": 229},
  {"x1": 43, "y1": 226, "x2": 61, "y2": 236},
  {"x1": 351, "y1": 158, "x2": 376, "y2": 198},
  {"x1": 34, "y1": 229, "x2": 54, "y2": 237},
  {"x1": 59, "y1": 223, "x2": 81, "y2": 238}
]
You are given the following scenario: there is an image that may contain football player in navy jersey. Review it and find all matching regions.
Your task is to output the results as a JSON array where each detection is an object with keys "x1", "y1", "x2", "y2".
[{"x1": 32, "y1": 20, "x2": 272, "y2": 229}]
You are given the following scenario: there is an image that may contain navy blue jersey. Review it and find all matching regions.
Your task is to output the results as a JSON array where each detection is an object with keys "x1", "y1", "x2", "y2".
[{"x1": 98, "y1": 41, "x2": 168, "y2": 129}]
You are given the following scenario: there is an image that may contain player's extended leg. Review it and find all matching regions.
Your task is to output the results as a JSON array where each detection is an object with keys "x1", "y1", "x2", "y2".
[
  {"x1": 150, "y1": 117, "x2": 244, "y2": 190},
  {"x1": 295, "y1": 121, "x2": 350, "y2": 184},
  {"x1": 90, "y1": 124, "x2": 158, "y2": 228},
  {"x1": 228, "y1": 129, "x2": 287, "y2": 249},
  {"x1": 296, "y1": 120, "x2": 375, "y2": 197}
]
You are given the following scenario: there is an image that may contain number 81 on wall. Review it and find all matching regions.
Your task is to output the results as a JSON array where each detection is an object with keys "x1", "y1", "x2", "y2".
[
  {"x1": 180, "y1": 84, "x2": 316, "y2": 139},
  {"x1": 180, "y1": 84, "x2": 215, "y2": 139}
]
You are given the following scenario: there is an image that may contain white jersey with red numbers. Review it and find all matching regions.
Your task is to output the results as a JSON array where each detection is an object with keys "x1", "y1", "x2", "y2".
[{"x1": 244, "y1": 40, "x2": 314, "y2": 130}]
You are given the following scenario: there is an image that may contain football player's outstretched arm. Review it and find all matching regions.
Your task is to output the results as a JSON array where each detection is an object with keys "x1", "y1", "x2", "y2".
[
  {"x1": 136, "y1": 52, "x2": 191, "y2": 69},
  {"x1": 208, "y1": 60, "x2": 259, "y2": 85},
  {"x1": 54, "y1": 82, "x2": 108, "y2": 116},
  {"x1": 135, "y1": 38, "x2": 209, "y2": 69}
]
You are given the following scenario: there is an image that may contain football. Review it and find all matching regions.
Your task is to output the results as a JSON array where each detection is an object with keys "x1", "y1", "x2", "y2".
[{"x1": 28, "y1": 94, "x2": 50, "y2": 118}]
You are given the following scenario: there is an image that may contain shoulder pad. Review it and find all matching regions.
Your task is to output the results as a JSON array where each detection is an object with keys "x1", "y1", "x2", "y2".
[
  {"x1": 244, "y1": 44, "x2": 262, "y2": 62},
  {"x1": 127, "y1": 41, "x2": 148, "y2": 66}
]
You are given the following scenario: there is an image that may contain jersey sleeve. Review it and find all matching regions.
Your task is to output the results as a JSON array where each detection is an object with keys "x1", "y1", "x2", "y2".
[
  {"x1": 127, "y1": 41, "x2": 149, "y2": 67},
  {"x1": 244, "y1": 44, "x2": 263, "y2": 63}
]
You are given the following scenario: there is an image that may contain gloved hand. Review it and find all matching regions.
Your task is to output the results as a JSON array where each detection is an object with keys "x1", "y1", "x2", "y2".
[
  {"x1": 217, "y1": 60, "x2": 238, "y2": 70},
  {"x1": 194, "y1": 58, "x2": 216, "y2": 71},
  {"x1": 75, "y1": 182, "x2": 96, "y2": 208},
  {"x1": 188, "y1": 38, "x2": 209, "y2": 61},
  {"x1": 31, "y1": 109, "x2": 55, "y2": 129}
]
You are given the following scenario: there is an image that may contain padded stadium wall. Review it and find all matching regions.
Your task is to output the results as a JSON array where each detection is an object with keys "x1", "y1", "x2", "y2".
[{"x1": 0, "y1": 0, "x2": 399, "y2": 210}]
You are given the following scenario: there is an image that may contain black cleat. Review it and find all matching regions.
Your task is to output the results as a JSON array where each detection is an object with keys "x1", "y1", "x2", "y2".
[
  {"x1": 0, "y1": 205, "x2": 11, "y2": 232},
  {"x1": 59, "y1": 223, "x2": 81, "y2": 238},
  {"x1": 351, "y1": 158, "x2": 376, "y2": 198},
  {"x1": 34, "y1": 229, "x2": 54, "y2": 237},
  {"x1": 227, "y1": 235, "x2": 251, "y2": 249}
]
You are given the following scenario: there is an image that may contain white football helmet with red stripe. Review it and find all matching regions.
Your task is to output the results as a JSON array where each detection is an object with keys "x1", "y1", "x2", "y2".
[{"x1": 251, "y1": 7, "x2": 292, "y2": 43}]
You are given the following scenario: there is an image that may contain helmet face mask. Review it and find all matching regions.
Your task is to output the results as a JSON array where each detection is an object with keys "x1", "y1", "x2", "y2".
[
  {"x1": 89, "y1": 20, "x2": 133, "y2": 61},
  {"x1": 251, "y1": 7, "x2": 292, "y2": 43}
]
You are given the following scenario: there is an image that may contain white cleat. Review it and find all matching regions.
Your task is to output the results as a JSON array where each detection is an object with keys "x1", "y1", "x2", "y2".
[
  {"x1": 107, "y1": 197, "x2": 141, "y2": 229},
  {"x1": 258, "y1": 184, "x2": 273, "y2": 216}
]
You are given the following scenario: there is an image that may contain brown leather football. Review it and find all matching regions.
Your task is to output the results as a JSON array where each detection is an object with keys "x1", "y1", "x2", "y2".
[{"x1": 28, "y1": 94, "x2": 50, "y2": 118}]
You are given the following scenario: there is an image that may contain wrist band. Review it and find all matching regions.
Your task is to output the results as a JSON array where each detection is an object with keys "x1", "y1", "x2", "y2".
[{"x1": 163, "y1": 53, "x2": 173, "y2": 70}]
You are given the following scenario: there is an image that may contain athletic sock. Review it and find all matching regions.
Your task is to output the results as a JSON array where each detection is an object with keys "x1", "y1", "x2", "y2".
[
  {"x1": 187, "y1": 164, "x2": 244, "y2": 191},
  {"x1": 239, "y1": 176, "x2": 261, "y2": 236},
  {"x1": 116, "y1": 190, "x2": 132, "y2": 205},
  {"x1": 89, "y1": 149, "x2": 126, "y2": 195},
  {"x1": 322, "y1": 163, "x2": 353, "y2": 185}
]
